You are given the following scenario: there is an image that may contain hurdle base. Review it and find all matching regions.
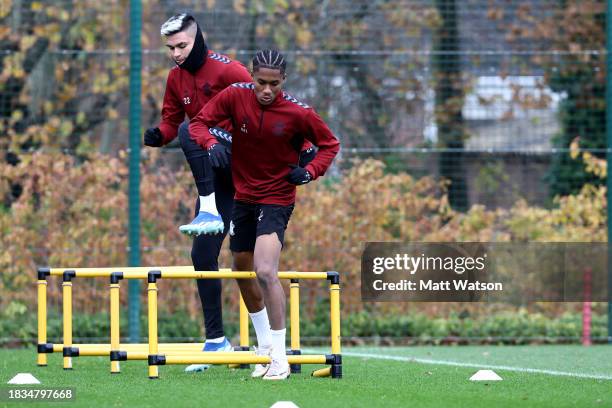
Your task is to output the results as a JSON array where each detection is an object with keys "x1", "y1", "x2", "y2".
[
  {"x1": 311, "y1": 365, "x2": 342, "y2": 378},
  {"x1": 288, "y1": 350, "x2": 301, "y2": 374},
  {"x1": 38, "y1": 343, "x2": 54, "y2": 354},
  {"x1": 311, "y1": 367, "x2": 330, "y2": 377},
  {"x1": 236, "y1": 346, "x2": 250, "y2": 369},
  {"x1": 331, "y1": 364, "x2": 342, "y2": 378},
  {"x1": 312, "y1": 354, "x2": 342, "y2": 379}
]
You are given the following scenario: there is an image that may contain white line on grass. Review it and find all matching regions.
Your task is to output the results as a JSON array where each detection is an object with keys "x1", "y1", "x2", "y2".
[{"x1": 334, "y1": 351, "x2": 612, "y2": 381}]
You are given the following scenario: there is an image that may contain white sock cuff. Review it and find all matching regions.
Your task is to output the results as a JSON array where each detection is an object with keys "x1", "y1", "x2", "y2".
[
  {"x1": 249, "y1": 307, "x2": 268, "y2": 318},
  {"x1": 271, "y1": 328, "x2": 286, "y2": 336},
  {"x1": 199, "y1": 193, "x2": 219, "y2": 215},
  {"x1": 205, "y1": 336, "x2": 225, "y2": 343}
]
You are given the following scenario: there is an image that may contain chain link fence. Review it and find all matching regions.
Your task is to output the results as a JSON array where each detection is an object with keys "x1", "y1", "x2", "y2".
[{"x1": 1, "y1": 0, "x2": 608, "y2": 343}]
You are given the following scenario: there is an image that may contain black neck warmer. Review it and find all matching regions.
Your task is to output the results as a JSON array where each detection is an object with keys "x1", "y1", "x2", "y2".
[{"x1": 179, "y1": 24, "x2": 208, "y2": 74}]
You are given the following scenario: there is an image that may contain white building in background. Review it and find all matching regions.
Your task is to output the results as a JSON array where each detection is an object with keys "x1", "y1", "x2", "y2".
[
  {"x1": 462, "y1": 75, "x2": 563, "y2": 151},
  {"x1": 424, "y1": 75, "x2": 563, "y2": 151}
]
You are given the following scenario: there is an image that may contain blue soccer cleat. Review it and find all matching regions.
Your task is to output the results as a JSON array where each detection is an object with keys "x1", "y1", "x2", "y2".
[
  {"x1": 184, "y1": 337, "x2": 233, "y2": 373},
  {"x1": 179, "y1": 211, "x2": 224, "y2": 236},
  {"x1": 202, "y1": 337, "x2": 233, "y2": 353}
]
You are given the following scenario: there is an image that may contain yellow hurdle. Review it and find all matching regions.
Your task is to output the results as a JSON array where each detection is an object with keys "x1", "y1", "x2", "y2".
[
  {"x1": 62, "y1": 272, "x2": 74, "y2": 370},
  {"x1": 289, "y1": 278, "x2": 302, "y2": 373},
  {"x1": 147, "y1": 280, "x2": 159, "y2": 379},
  {"x1": 46, "y1": 267, "x2": 328, "y2": 280},
  {"x1": 36, "y1": 266, "x2": 342, "y2": 379},
  {"x1": 239, "y1": 294, "x2": 249, "y2": 349},
  {"x1": 312, "y1": 367, "x2": 331, "y2": 378},
  {"x1": 226, "y1": 293, "x2": 251, "y2": 369},
  {"x1": 37, "y1": 279, "x2": 47, "y2": 367},
  {"x1": 162, "y1": 354, "x2": 327, "y2": 365},
  {"x1": 52, "y1": 344, "x2": 207, "y2": 353},
  {"x1": 328, "y1": 279, "x2": 343, "y2": 378},
  {"x1": 109, "y1": 278, "x2": 121, "y2": 374},
  {"x1": 146, "y1": 269, "x2": 342, "y2": 379}
]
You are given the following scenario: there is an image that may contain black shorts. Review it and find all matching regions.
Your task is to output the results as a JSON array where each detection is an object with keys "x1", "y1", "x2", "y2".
[{"x1": 229, "y1": 201, "x2": 294, "y2": 252}]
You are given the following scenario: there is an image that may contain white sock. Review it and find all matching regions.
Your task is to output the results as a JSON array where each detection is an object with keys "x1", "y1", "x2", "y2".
[
  {"x1": 205, "y1": 336, "x2": 225, "y2": 343},
  {"x1": 249, "y1": 308, "x2": 272, "y2": 349},
  {"x1": 199, "y1": 193, "x2": 219, "y2": 216},
  {"x1": 270, "y1": 328, "x2": 287, "y2": 361}
]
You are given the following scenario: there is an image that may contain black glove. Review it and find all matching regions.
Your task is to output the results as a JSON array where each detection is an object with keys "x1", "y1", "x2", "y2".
[
  {"x1": 208, "y1": 143, "x2": 230, "y2": 168},
  {"x1": 298, "y1": 146, "x2": 316, "y2": 168},
  {"x1": 287, "y1": 164, "x2": 312, "y2": 185},
  {"x1": 143, "y1": 127, "x2": 163, "y2": 147}
]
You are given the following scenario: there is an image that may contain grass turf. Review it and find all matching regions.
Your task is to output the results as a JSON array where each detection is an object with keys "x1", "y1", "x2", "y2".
[{"x1": 1, "y1": 346, "x2": 610, "y2": 408}]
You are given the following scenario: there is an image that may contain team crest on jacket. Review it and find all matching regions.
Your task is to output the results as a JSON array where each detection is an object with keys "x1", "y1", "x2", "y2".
[
  {"x1": 272, "y1": 122, "x2": 285, "y2": 137},
  {"x1": 240, "y1": 123, "x2": 248, "y2": 134},
  {"x1": 240, "y1": 116, "x2": 249, "y2": 134},
  {"x1": 202, "y1": 83, "x2": 212, "y2": 96}
]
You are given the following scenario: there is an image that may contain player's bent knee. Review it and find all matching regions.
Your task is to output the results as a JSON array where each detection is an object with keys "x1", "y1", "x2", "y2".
[{"x1": 255, "y1": 267, "x2": 278, "y2": 288}]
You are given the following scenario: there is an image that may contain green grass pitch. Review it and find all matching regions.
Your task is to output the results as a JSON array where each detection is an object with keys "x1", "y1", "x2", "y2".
[{"x1": 1, "y1": 346, "x2": 610, "y2": 407}]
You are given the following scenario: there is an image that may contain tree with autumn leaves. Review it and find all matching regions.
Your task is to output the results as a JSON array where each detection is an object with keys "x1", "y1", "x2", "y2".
[{"x1": 487, "y1": 0, "x2": 606, "y2": 197}]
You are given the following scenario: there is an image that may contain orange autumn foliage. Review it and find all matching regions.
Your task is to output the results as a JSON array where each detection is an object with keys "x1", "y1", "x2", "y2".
[{"x1": 1, "y1": 155, "x2": 606, "y2": 321}]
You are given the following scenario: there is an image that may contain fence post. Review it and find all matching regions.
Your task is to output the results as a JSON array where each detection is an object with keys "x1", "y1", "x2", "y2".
[{"x1": 128, "y1": 0, "x2": 142, "y2": 343}]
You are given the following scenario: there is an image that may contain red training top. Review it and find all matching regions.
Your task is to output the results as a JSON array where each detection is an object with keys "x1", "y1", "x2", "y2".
[{"x1": 189, "y1": 82, "x2": 340, "y2": 205}]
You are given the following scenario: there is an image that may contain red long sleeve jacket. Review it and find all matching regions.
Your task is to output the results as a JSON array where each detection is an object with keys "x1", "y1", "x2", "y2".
[
  {"x1": 156, "y1": 51, "x2": 251, "y2": 144},
  {"x1": 189, "y1": 83, "x2": 340, "y2": 205}
]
